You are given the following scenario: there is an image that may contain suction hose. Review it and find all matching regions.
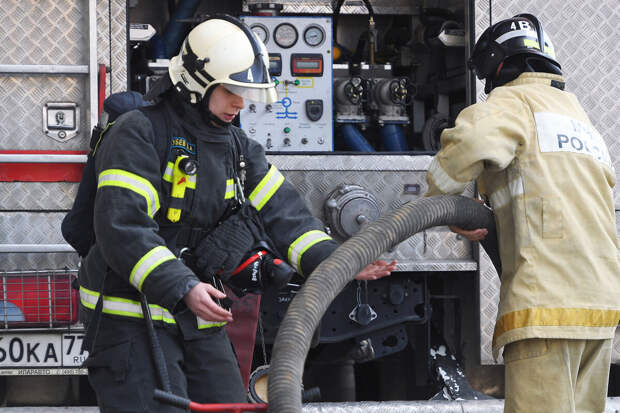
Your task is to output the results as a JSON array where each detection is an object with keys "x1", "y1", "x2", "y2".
[{"x1": 268, "y1": 195, "x2": 497, "y2": 413}]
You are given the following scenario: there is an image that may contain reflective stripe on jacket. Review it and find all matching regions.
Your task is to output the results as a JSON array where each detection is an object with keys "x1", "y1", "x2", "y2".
[
  {"x1": 79, "y1": 286, "x2": 225, "y2": 329},
  {"x1": 426, "y1": 72, "x2": 620, "y2": 358}
]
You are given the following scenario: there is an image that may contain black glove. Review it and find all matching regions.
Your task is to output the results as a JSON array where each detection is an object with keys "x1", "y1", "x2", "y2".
[{"x1": 193, "y1": 203, "x2": 263, "y2": 282}]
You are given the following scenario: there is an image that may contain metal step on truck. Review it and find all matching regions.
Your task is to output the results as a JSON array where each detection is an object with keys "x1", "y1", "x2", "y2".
[{"x1": 0, "y1": 0, "x2": 618, "y2": 408}]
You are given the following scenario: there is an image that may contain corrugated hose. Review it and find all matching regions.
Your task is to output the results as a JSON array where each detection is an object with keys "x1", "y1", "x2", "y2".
[{"x1": 268, "y1": 195, "x2": 499, "y2": 413}]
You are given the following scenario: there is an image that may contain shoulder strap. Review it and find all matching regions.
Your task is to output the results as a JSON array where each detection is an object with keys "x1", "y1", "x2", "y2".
[
  {"x1": 137, "y1": 104, "x2": 172, "y2": 173},
  {"x1": 230, "y1": 127, "x2": 247, "y2": 191}
]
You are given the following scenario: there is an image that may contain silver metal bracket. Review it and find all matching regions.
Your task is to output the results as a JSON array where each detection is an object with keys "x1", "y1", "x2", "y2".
[{"x1": 43, "y1": 102, "x2": 80, "y2": 142}]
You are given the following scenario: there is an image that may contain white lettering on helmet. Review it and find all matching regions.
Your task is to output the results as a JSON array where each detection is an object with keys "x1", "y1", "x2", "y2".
[
  {"x1": 247, "y1": 68, "x2": 254, "y2": 82},
  {"x1": 518, "y1": 21, "x2": 531, "y2": 31}
]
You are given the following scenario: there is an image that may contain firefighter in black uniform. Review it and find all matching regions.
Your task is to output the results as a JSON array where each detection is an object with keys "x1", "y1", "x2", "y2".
[{"x1": 79, "y1": 16, "x2": 395, "y2": 412}]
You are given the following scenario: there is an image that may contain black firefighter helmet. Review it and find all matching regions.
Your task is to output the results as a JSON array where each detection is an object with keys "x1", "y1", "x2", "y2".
[{"x1": 468, "y1": 13, "x2": 561, "y2": 93}]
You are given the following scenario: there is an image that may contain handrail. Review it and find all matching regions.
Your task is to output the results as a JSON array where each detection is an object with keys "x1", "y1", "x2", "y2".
[
  {"x1": 0, "y1": 154, "x2": 88, "y2": 164},
  {"x1": 0, "y1": 244, "x2": 76, "y2": 253}
]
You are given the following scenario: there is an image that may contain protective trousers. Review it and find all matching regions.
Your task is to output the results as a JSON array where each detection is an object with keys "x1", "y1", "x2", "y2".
[
  {"x1": 504, "y1": 338, "x2": 612, "y2": 413},
  {"x1": 84, "y1": 315, "x2": 246, "y2": 412}
]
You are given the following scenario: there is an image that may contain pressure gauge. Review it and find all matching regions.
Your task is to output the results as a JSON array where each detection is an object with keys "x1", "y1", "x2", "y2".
[
  {"x1": 250, "y1": 23, "x2": 269, "y2": 45},
  {"x1": 274, "y1": 23, "x2": 298, "y2": 49},
  {"x1": 303, "y1": 25, "x2": 325, "y2": 47}
]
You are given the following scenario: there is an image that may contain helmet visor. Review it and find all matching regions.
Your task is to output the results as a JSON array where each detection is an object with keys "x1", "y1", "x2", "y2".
[{"x1": 222, "y1": 83, "x2": 278, "y2": 104}]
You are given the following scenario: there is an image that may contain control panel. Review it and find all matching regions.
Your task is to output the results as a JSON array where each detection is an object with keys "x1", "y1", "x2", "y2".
[{"x1": 240, "y1": 16, "x2": 333, "y2": 152}]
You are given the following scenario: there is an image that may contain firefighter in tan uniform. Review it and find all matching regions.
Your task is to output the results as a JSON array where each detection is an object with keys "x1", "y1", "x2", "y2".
[{"x1": 426, "y1": 14, "x2": 620, "y2": 413}]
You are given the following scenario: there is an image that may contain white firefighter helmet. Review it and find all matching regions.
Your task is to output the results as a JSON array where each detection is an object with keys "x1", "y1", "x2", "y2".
[{"x1": 169, "y1": 15, "x2": 278, "y2": 104}]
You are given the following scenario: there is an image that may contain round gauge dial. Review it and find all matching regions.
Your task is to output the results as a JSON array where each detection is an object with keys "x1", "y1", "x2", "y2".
[
  {"x1": 274, "y1": 23, "x2": 298, "y2": 49},
  {"x1": 250, "y1": 23, "x2": 269, "y2": 45},
  {"x1": 303, "y1": 25, "x2": 325, "y2": 47}
]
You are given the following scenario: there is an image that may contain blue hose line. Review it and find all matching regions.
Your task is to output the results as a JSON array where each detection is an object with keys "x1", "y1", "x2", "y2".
[
  {"x1": 341, "y1": 124, "x2": 375, "y2": 152},
  {"x1": 381, "y1": 124, "x2": 408, "y2": 151},
  {"x1": 162, "y1": 0, "x2": 201, "y2": 58}
]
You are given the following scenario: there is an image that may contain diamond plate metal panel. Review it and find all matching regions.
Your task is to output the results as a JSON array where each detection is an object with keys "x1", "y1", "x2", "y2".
[
  {"x1": 478, "y1": 243, "x2": 501, "y2": 365},
  {"x1": 0, "y1": 1, "x2": 86, "y2": 65},
  {"x1": 0, "y1": 183, "x2": 78, "y2": 211},
  {"x1": 0, "y1": 76, "x2": 88, "y2": 150},
  {"x1": 97, "y1": 0, "x2": 128, "y2": 96},
  {"x1": 0, "y1": 212, "x2": 79, "y2": 271},
  {"x1": 0, "y1": 0, "x2": 92, "y2": 150},
  {"x1": 475, "y1": 0, "x2": 620, "y2": 364},
  {"x1": 269, "y1": 155, "x2": 477, "y2": 271}
]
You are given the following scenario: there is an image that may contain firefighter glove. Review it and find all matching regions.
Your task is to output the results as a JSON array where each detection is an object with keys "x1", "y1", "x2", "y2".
[{"x1": 193, "y1": 204, "x2": 263, "y2": 282}]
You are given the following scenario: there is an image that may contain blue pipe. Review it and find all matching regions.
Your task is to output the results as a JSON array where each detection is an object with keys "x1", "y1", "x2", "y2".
[
  {"x1": 341, "y1": 124, "x2": 375, "y2": 152},
  {"x1": 162, "y1": 0, "x2": 201, "y2": 58},
  {"x1": 381, "y1": 124, "x2": 408, "y2": 151}
]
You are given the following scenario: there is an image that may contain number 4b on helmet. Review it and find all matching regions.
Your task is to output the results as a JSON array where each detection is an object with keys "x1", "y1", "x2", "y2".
[
  {"x1": 168, "y1": 14, "x2": 278, "y2": 105},
  {"x1": 468, "y1": 13, "x2": 560, "y2": 93}
]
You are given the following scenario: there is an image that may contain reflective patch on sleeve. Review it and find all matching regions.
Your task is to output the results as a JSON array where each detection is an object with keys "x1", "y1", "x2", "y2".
[
  {"x1": 248, "y1": 165, "x2": 285, "y2": 211},
  {"x1": 427, "y1": 157, "x2": 468, "y2": 194},
  {"x1": 224, "y1": 179, "x2": 235, "y2": 199},
  {"x1": 489, "y1": 176, "x2": 524, "y2": 210},
  {"x1": 98, "y1": 169, "x2": 160, "y2": 217},
  {"x1": 288, "y1": 230, "x2": 333, "y2": 275},
  {"x1": 535, "y1": 112, "x2": 612, "y2": 169},
  {"x1": 130, "y1": 246, "x2": 176, "y2": 291}
]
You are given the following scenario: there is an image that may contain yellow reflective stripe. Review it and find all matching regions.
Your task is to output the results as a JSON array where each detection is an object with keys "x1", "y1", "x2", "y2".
[
  {"x1": 130, "y1": 246, "x2": 176, "y2": 291},
  {"x1": 224, "y1": 179, "x2": 235, "y2": 199},
  {"x1": 248, "y1": 165, "x2": 285, "y2": 211},
  {"x1": 288, "y1": 230, "x2": 332, "y2": 275},
  {"x1": 187, "y1": 174, "x2": 196, "y2": 189},
  {"x1": 163, "y1": 162, "x2": 174, "y2": 183},
  {"x1": 489, "y1": 176, "x2": 524, "y2": 210},
  {"x1": 163, "y1": 161, "x2": 196, "y2": 189},
  {"x1": 523, "y1": 38, "x2": 540, "y2": 50},
  {"x1": 427, "y1": 157, "x2": 468, "y2": 194},
  {"x1": 197, "y1": 316, "x2": 227, "y2": 329},
  {"x1": 494, "y1": 308, "x2": 620, "y2": 341},
  {"x1": 79, "y1": 287, "x2": 176, "y2": 324},
  {"x1": 98, "y1": 169, "x2": 160, "y2": 218}
]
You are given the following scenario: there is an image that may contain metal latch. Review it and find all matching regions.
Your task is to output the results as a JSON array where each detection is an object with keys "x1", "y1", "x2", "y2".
[{"x1": 43, "y1": 102, "x2": 80, "y2": 142}]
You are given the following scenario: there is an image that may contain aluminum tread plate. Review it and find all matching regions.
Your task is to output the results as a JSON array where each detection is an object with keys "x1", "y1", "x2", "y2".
[
  {"x1": 97, "y1": 0, "x2": 128, "y2": 96},
  {"x1": 0, "y1": 212, "x2": 78, "y2": 271},
  {"x1": 0, "y1": 183, "x2": 78, "y2": 211},
  {"x1": 270, "y1": 155, "x2": 477, "y2": 271}
]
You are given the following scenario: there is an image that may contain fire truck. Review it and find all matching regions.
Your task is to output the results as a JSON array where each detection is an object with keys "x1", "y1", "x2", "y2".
[{"x1": 0, "y1": 0, "x2": 618, "y2": 407}]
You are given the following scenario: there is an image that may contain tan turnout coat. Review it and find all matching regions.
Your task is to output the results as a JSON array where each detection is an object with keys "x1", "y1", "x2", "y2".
[{"x1": 426, "y1": 72, "x2": 620, "y2": 358}]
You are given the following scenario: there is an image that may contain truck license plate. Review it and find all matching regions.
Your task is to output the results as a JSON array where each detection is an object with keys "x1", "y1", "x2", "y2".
[{"x1": 0, "y1": 333, "x2": 88, "y2": 367}]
